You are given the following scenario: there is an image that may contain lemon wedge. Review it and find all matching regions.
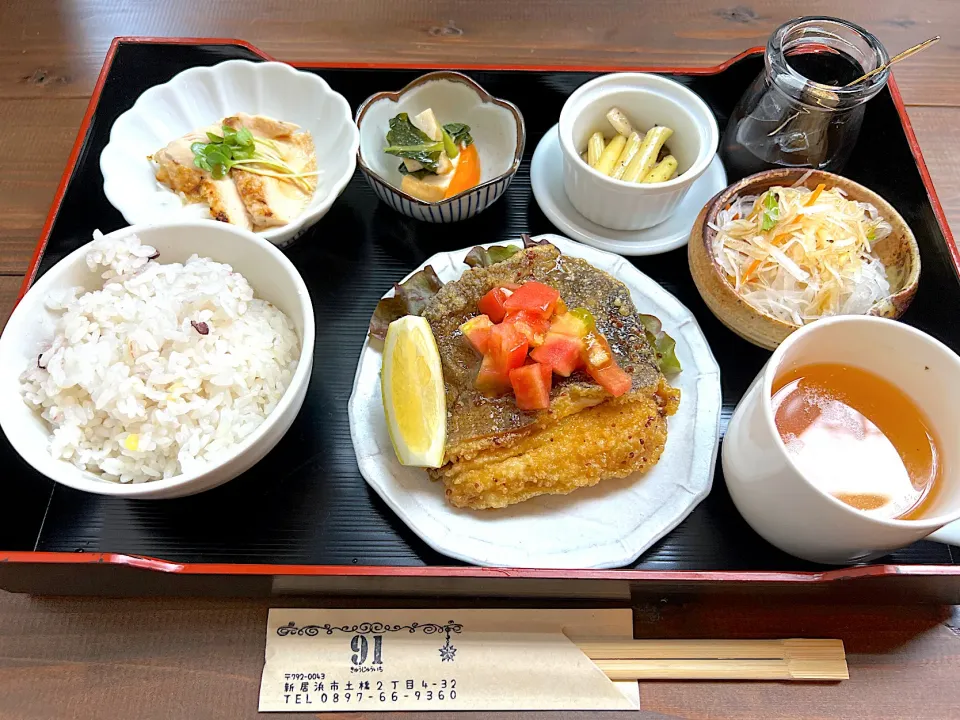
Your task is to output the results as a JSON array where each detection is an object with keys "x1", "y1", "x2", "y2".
[{"x1": 381, "y1": 315, "x2": 446, "y2": 468}]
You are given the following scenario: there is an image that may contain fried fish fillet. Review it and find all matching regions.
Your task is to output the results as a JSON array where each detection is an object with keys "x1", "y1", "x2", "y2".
[{"x1": 423, "y1": 243, "x2": 680, "y2": 509}]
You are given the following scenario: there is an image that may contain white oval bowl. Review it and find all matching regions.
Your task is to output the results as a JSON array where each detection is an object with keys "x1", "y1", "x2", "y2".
[
  {"x1": 100, "y1": 60, "x2": 358, "y2": 246},
  {"x1": 0, "y1": 222, "x2": 315, "y2": 499},
  {"x1": 559, "y1": 73, "x2": 719, "y2": 232},
  {"x1": 355, "y1": 71, "x2": 525, "y2": 223}
]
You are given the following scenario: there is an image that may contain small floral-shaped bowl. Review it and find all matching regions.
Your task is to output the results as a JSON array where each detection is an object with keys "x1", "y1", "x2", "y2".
[{"x1": 355, "y1": 71, "x2": 525, "y2": 223}]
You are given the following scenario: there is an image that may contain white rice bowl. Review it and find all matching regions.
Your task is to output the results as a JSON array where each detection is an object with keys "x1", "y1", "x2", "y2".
[{"x1": 17, "y1": 231, "x2": 301, "y2": 485}]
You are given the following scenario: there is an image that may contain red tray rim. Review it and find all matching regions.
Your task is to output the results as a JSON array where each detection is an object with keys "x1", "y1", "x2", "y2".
[{"x1": 6, "y1": 36, "x2": 958, "y2": 584}]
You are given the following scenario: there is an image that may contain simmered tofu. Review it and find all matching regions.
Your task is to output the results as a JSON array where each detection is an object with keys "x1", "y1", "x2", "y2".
[
  {"x1": 411, "y1": 109, "x2": 443, "y2": 141},
  {"x1": 383, "y1": 107, "x2": 478, "y2": 204},
  {"x1": 400, "y1": 151, "x2": 459, "y2": 202}
]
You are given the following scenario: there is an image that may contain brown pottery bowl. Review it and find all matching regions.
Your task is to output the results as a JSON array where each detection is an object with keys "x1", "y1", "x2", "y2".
[{"x1": 688, "y1": 169, "x2": 920, "y2": 350}]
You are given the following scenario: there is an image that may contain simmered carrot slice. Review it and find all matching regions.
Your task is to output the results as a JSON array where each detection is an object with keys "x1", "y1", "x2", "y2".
[{"x1": 444, "y1": 143, "x2": 481, "y2": 199}]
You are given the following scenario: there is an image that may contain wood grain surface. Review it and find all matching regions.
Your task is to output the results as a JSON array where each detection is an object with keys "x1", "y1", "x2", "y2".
[
  {"x1": 1, "y1": 1, "x2": 960, "y2": 718},
  {"x1": 0, "y1": 594, "x2": 958, "y2": 720}
]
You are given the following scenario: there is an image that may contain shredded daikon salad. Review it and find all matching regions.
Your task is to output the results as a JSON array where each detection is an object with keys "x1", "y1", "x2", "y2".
[{"x1": 709, "y1": 180, "x2": 894, "y2": 326}]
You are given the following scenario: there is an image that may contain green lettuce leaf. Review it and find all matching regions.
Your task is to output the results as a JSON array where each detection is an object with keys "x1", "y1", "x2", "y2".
[
  {"x1": 462, "y1": 234, "x2": 555, "y2": 269},
  {"x1": 522, "y1": 233, "x2": 552, "y2": 248},
  {"x1": 463, "y1": 244, "x2": 521, "y2": 268},
  {"x1": 638, "y1": 313, "x2": 682, "y2": 375}
]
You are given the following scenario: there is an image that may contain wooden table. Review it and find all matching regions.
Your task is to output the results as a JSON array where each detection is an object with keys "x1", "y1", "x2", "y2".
[{"x1": 1, "y1": 1, "x2": 959, "y2": 717}]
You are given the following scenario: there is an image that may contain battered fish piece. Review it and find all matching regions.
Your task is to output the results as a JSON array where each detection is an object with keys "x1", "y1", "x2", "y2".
[
  {"x1": 423, "y1": 243, "x2": 680, "y2": 509},
  {"x1": 440, "y1": 383, "x2": 678, "y2": 509}
]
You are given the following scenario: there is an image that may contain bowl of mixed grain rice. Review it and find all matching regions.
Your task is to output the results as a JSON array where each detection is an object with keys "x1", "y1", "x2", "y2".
[{"x1": 0, "y1": 221, "x2": 314, "y2": 498}]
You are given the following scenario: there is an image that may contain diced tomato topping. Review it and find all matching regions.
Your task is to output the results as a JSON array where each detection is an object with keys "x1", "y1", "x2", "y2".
[
  {"x1": 586, "y1": 363, "x2": 633, "y2": 397},
  {"x1": 581, "y1": 331, "x2": 631, "y2": 397},
  {"x1": 459, "y1": 314, "x2": 494, "y2": 354},
  {"x1": 530, "y1": 333, "x2": 584, "y2": 376},
  {"x1": 582, "y1": 332, "x2": 614, "y2": 369},
  {"x1": 476, "y1": 354, "x2": 511, "y2": 395},
  {"x1": 503, "y1": 310, "x2": 551, "y2": 347},
  {"x1": 490, "y1": 322, "x2": 528, "y2": 371},
  {"x1": 470, "y1": 292, "x2": 625, "y2": 403},
  {"x1": 549, "y1": 311, "x2": 591, "y2": 338},
  {"x1": 478, "y1": 287, "x2": 513, "y2": 323},
  {"x1": 509, "y1": 362, "x2": 552, "y2": 411},
  {"x1": 475, "y1": 323, "x2": 528, "y2": 396},
  {"x1": 503, "y1": 282, "x2": 560, "y2": 319}
]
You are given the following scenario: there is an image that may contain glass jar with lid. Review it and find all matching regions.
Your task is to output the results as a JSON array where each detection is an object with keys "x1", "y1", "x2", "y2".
[{"x1": 720, "y1": 16, "x2": 890, "y2": 177}]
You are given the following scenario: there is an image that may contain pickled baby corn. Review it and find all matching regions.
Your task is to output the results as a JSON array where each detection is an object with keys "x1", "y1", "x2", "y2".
[
  {"x1": 641, "y1": 155, "x2": 678, "y2": 184},
  {"x1": 579, "y1": 107, "x2": 679, "y2": 184},
  {"x1": 594, "y1": 134, "x2": 626, "y2": 176}
]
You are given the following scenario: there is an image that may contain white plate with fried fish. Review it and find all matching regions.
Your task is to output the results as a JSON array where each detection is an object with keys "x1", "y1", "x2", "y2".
[
  {"x1": 348, "y1": 234, "x2": 721, "y2": 568},
  {"x1": 100, "y1": 60, "x2": 358, "y2": 246}
]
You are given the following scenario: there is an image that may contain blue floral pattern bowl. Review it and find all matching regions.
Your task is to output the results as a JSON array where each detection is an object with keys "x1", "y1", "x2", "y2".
[{"x1": 355, "y1": 71, "x2": 525, "y2": 223}]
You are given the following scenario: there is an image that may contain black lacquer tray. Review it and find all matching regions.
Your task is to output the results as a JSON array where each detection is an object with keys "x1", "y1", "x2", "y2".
[{"x1": 2, "y1": 38, "x2": 958, "y2": 600}]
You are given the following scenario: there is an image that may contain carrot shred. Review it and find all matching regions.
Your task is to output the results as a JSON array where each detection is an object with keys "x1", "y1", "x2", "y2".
[
  {"x1": 741, "y1": 259, "x2": 761, "y2": 283},
  {"x1": 742, "y1": 233, "x2": 790, "y2": 283},
  {"x1": 805, "y1": 183, "x2": 826, "y2": 207}
]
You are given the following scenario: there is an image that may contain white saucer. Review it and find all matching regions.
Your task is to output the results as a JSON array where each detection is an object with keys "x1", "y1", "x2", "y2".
[{"x1": 531, "y1": 124, "x2": 728, "y2": 256}]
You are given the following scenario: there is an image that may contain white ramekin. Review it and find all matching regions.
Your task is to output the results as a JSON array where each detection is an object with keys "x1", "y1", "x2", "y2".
[{"x1": 558, "y1": 73, "x2": 719, "y2": 232}]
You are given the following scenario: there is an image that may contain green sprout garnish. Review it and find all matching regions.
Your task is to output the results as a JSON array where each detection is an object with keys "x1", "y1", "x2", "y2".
[
  {"x1": 760, "y1": 191, "x2": 780, "y2": 232},
  {"x1": 191, "y1": 123, "x2": 317, "y2": 192}
]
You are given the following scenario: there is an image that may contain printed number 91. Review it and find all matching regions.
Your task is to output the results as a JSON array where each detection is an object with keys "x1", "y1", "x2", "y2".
[{"x1": 351, "y1": 635, "x2": 383, "y2": 666}]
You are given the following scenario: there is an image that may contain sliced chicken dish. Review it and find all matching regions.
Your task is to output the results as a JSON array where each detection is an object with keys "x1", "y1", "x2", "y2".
[
  {"x1": 152, "y1": 114, "x2": 318, "y2": 232},
  {"x1": 153, "y1": 130, "x2": 209, "y2": 201},
  {"x1": 202, "y1": 176, "x2": 254, "y2": 230},
  {"x1": 229, "y1": 128, "x2": 317, "y2": 228}
]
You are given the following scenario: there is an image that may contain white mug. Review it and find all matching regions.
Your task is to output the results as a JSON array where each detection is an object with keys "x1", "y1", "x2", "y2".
[{"x1": 723, "y1": 315, "x2": 960, "y2": 564}]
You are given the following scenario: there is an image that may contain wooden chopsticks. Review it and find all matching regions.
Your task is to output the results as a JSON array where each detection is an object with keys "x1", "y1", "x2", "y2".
[{"x1": 574, "y1": 638, "x2": 848, "y2": 681}]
